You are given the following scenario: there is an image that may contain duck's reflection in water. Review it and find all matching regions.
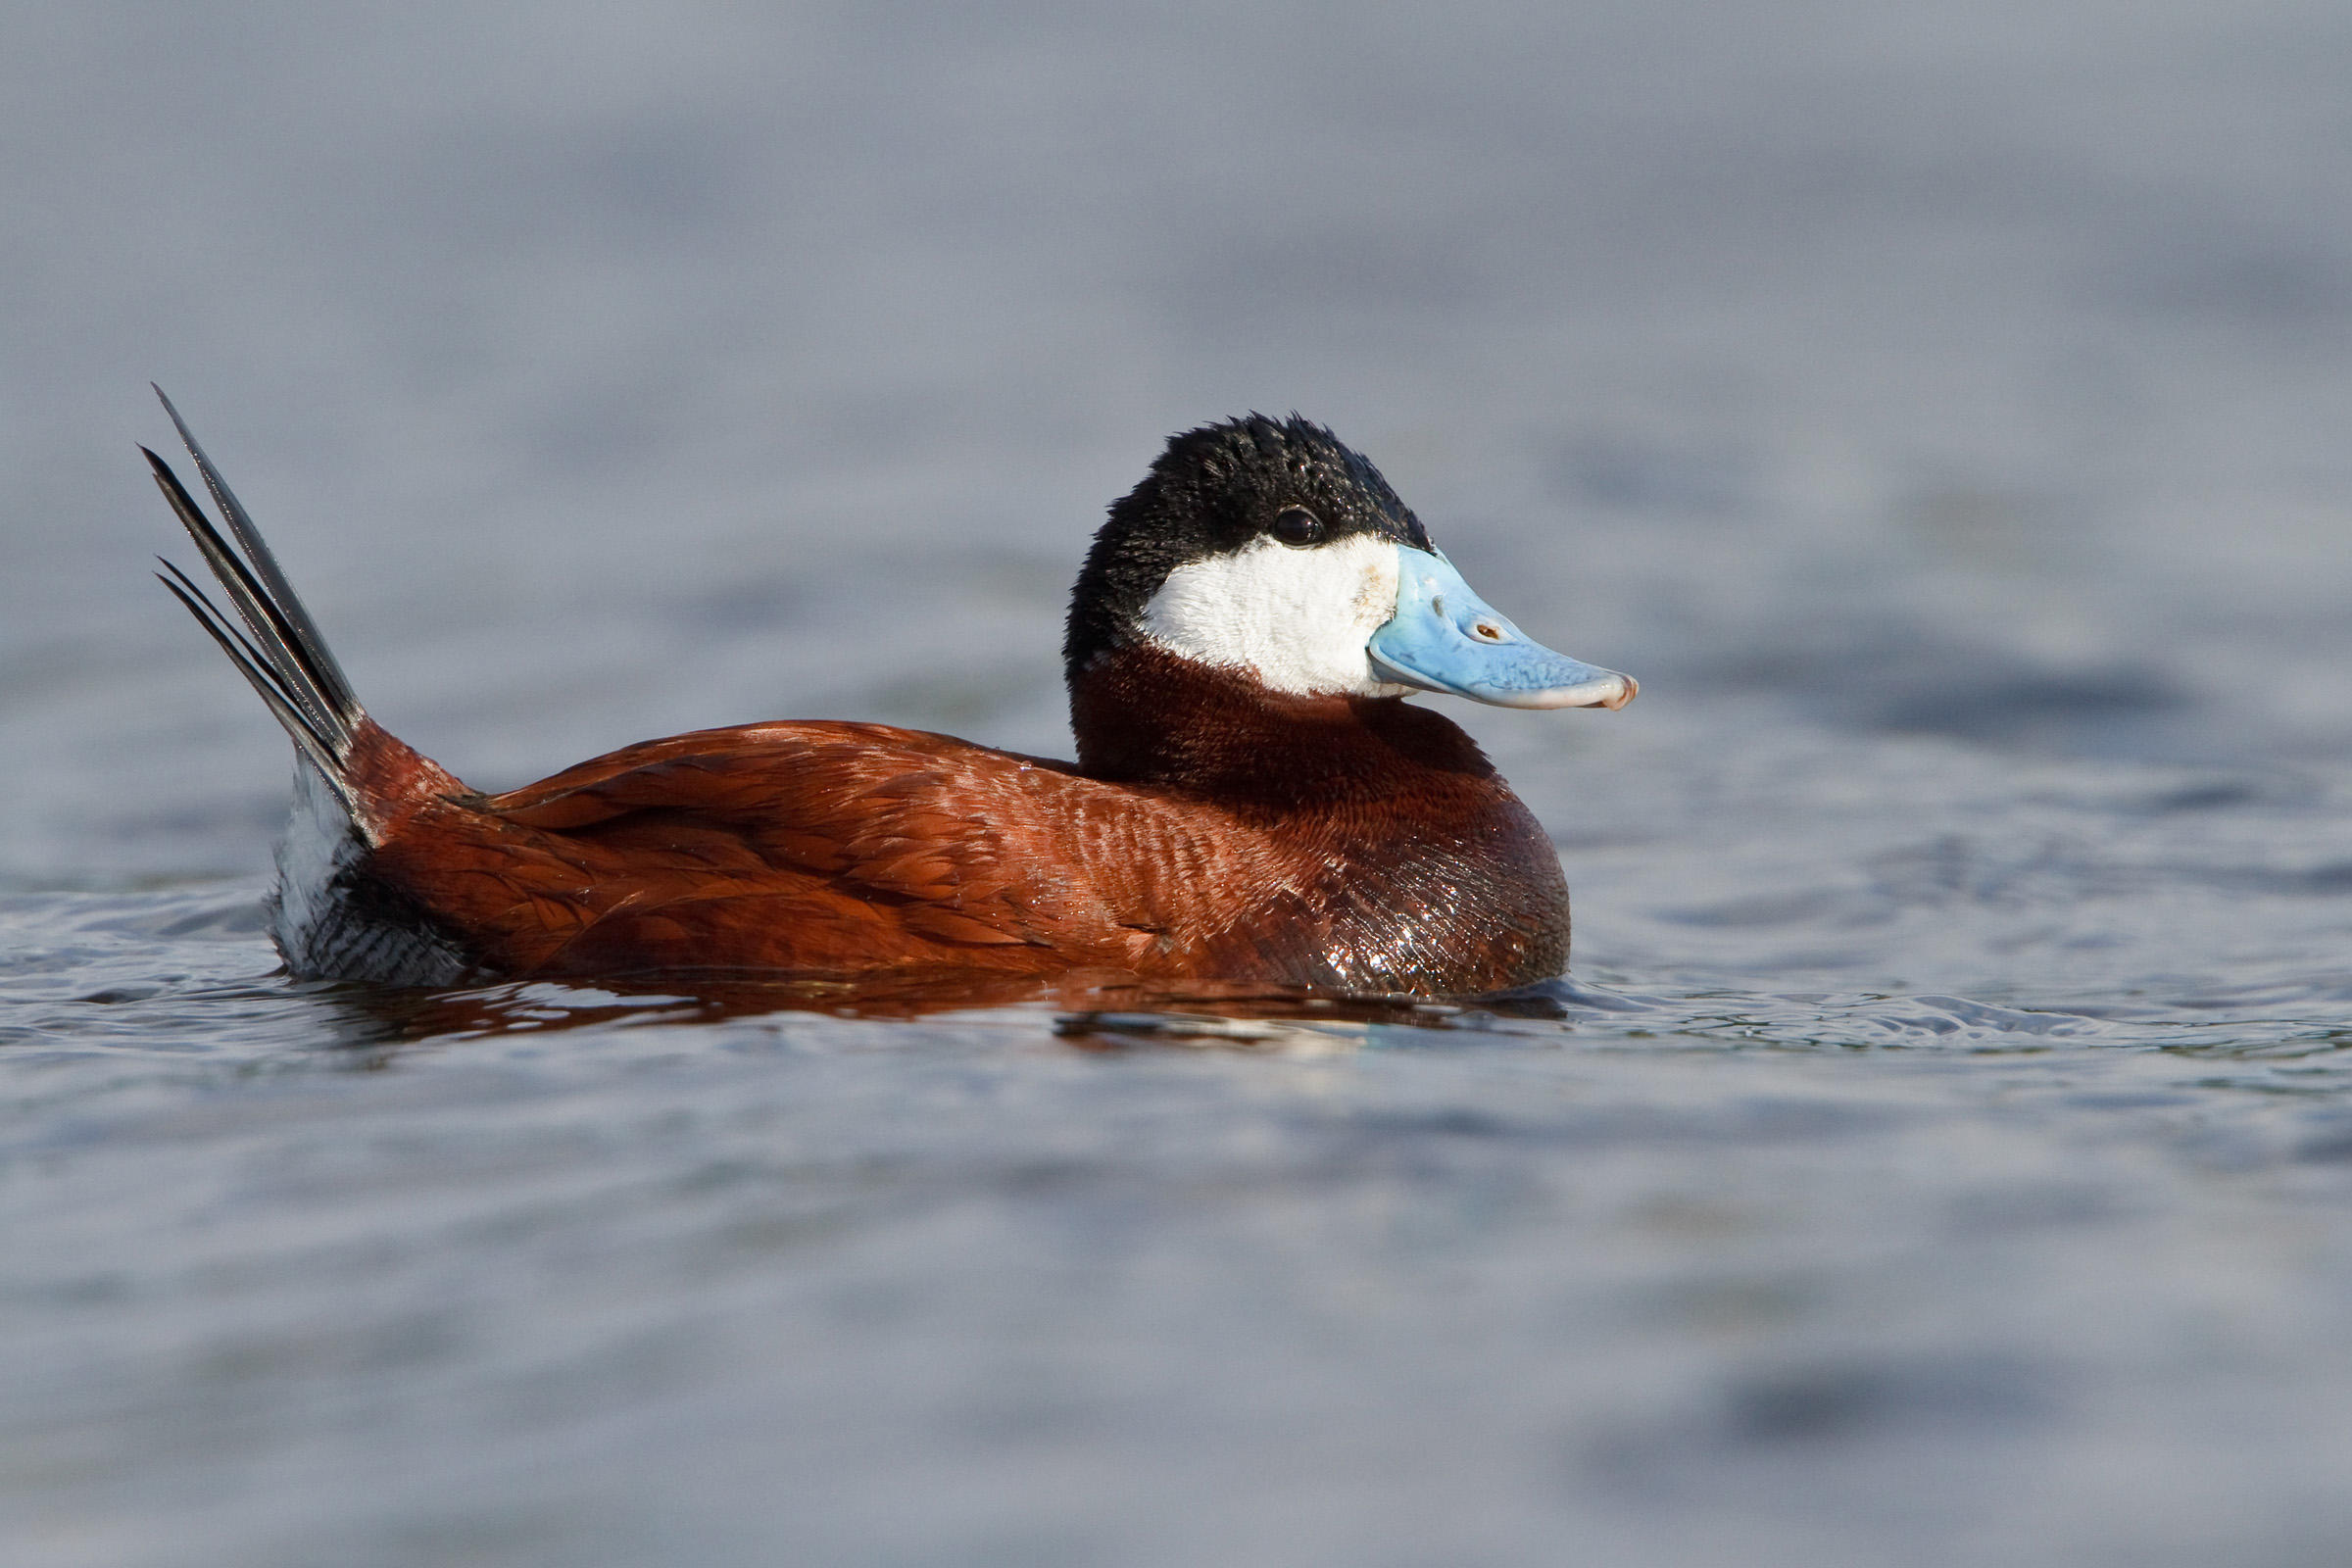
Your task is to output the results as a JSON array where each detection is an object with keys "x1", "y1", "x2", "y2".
[{"x1": 316, "y1": 965, "x2": 1592, "y2": 1054}]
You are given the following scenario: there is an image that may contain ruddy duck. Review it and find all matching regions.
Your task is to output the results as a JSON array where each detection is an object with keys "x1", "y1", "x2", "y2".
[{"x1": 149, "y1": 392, "x2": 1633, "y2": 996}]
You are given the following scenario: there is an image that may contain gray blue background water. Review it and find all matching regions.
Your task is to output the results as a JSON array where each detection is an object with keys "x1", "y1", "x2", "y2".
[{"x1": 7, "y1": 4, "x2": 2352, "y2": 1563}]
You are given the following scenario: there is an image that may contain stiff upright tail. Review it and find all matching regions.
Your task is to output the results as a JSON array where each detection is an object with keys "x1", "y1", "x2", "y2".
[
  {"x1": 145, "y1": 385, "x2": 367, "y2": 812},
  {"x1": 145, "y1": 389, "x2": 477, "y2": 985}
]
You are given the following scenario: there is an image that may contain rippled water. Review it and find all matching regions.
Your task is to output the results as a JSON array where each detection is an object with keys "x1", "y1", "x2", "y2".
[{"x1": 9, "y1": 4, "x2": 2352, "y2": 1565}]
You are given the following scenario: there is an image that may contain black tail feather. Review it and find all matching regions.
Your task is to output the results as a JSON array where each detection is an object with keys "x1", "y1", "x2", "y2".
[
  {"x1": 144, "y1": 448, "x2": 346, "y2": 746},
  {"x1": 153, "y1": 385, "x2": 360, "y2": 723},
  {"x1": 155, "y1": 563, "x2": 352, "y2": 804},
  {"x1": 146, "y1": 388, "x2": 367, "y2": 800}
]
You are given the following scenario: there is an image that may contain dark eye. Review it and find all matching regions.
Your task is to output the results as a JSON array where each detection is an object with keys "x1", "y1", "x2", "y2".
[{"x1": 1271, "y1": 507, "x2": 1325, "y2": 547}]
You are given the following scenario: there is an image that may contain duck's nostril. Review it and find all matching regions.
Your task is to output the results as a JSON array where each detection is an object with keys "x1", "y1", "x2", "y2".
[{"x1": 1472, "y1": 620, "x2": 1504, "y2": 642}]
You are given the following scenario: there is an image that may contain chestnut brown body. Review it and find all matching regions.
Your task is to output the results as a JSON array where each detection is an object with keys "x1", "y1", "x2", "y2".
[{"x1": 344, "y1": 649, "x2": 1569, "y2": 994}]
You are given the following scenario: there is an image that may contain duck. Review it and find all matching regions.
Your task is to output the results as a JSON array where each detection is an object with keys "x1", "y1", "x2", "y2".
[{"x1": 147, "y1": 391, "x2": 1634, "y2": 998}]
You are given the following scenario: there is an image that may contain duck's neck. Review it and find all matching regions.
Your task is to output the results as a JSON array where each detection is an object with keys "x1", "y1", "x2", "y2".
[{"x1": 1067, "y1": 644, "x2": 1497, "y2": 804}]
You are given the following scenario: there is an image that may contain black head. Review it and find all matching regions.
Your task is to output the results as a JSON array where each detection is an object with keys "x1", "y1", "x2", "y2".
[{"x1": 1062, "y1": 415, "x2": 1436, "y2": 684}]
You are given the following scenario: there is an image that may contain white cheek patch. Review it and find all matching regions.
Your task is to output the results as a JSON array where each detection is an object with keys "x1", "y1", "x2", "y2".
[{"x1": 1137, "y1": 534, "x2": 1412, "y2": 697}]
